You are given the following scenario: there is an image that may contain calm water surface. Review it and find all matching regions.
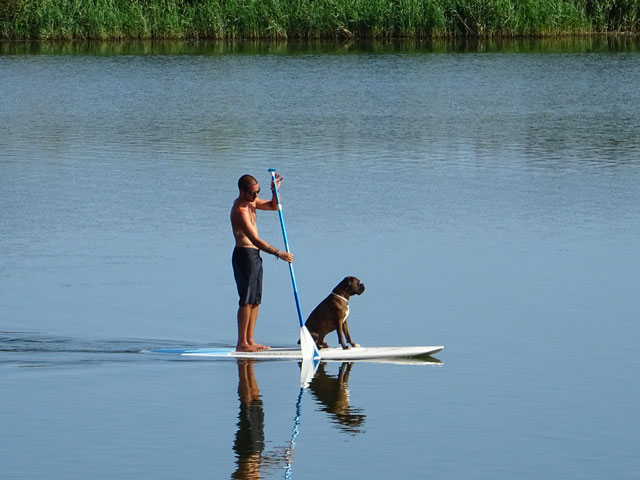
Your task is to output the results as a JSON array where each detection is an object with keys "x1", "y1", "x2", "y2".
[{"x1": 1, "y1": 39, "x2": 639, "y2": 479}]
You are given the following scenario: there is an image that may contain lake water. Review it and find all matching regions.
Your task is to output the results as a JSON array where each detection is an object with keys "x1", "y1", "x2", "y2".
[{"x1": 1, "y1": 39, "x2": 639, "y2": 479}]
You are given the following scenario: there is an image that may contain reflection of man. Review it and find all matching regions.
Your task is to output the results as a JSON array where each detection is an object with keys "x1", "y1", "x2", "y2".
[{"x1": 232, "y1": 360, "x2": 265, "y2": 479}]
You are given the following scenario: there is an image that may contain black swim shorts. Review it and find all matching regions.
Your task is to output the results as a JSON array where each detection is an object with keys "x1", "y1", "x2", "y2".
[{"x1": 232, "y1": 247, "x2": 263, "y2": 306}]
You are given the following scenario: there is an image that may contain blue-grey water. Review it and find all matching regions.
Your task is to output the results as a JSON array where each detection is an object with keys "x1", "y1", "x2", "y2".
[{"x1": 1, "y1": 40, "x2": 639, "y2": 479}]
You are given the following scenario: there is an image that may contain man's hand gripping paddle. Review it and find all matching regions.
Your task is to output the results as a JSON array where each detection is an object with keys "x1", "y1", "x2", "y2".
[{"x1": 268, "y1": 169, "x2": 321, "y2": 368}]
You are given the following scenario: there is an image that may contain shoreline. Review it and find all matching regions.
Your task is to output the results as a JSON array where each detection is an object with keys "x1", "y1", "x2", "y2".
[{"x1": 1, "y1": 34, "x2": 639, "y2": 56}]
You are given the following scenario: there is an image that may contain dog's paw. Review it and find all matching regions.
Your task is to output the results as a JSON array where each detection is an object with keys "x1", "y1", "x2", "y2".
[{"x1": 353, "y1": 343, "x2": 361, "y2": 348}]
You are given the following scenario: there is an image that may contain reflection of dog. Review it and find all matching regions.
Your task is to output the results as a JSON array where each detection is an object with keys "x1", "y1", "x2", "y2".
[
  {"x1": 309, "y1": 362, "x2": 365, "y2": 434},
  {"x1": 304, "y1": 276, "x2": 365, "y2": 349}
]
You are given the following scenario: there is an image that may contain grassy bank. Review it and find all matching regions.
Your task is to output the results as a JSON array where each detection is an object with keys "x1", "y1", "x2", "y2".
[{"x1": 1, "y1": 0, "x2": 638, "y2": 40}]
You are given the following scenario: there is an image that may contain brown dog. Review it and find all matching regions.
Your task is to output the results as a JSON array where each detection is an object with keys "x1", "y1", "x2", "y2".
[{"x1": 304, "y1": 276, "x2": 365, "y2": 349}]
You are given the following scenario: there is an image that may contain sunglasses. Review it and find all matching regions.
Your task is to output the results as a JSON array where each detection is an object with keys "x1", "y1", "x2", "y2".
[{"x1": 245, "y1": 187, "x2": 260, "y2": 197}]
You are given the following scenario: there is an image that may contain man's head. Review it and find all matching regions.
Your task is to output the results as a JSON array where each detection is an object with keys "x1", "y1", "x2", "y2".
[{"x1": 238, "y1": 174, "x2": 260, "y2": 200}]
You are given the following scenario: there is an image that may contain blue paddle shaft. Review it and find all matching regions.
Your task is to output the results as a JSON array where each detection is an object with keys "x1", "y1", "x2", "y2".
[{"x1": 269, "y1": 169, "x2": 304, "y2": 328}]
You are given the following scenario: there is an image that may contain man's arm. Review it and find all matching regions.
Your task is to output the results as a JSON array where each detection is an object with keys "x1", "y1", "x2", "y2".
[
  {"x1": 255, "y1": 172, "x2": 282, "y2": 211},
  {"x1": 234, "y1": 207, "x2": 277, "y2": 254},
  {"x1": 232, "y1": 206, "x2": 294, "y2": 263}
]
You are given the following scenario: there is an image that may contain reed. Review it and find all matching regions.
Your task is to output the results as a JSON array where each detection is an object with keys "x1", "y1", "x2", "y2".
[{"x1": 1, "y1": 0, "x2": 638, "y2": 40}]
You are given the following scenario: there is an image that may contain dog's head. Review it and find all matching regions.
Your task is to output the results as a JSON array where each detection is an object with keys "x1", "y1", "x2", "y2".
[{"x1": 335, "y1": 276, "x2": 365, "y2": 297}]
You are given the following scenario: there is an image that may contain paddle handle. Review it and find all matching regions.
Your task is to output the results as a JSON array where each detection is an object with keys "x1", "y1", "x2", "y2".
[{"x1": 268, "y1": 169, "x2": 304, "y2": 328}]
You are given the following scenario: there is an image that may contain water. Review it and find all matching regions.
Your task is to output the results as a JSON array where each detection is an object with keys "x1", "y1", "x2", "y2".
[{"x1": 1, "y1": 40, "x2": 639, "y2": 479}]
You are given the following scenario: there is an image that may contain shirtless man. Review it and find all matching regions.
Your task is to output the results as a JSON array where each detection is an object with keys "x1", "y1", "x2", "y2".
[{"x1": 230, "y1": 173, "x2": 294, "y2": 352}]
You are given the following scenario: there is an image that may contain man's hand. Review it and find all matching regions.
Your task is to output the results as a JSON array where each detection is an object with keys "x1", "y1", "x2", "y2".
[
  {"x1": 278, "y1": 251, "x2": 293, "y2": 263},
  {"x1": 271, "y1": 172, "x2": 283, "y2": 192}
]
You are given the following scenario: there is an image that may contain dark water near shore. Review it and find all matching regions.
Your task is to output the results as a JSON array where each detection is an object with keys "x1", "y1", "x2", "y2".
[
  {"x1": 1, "y1": 39, "x2": 639, "y2": 479},
  {"x1": 2, "y1": 34, "x2": 640, "y2": 56}
]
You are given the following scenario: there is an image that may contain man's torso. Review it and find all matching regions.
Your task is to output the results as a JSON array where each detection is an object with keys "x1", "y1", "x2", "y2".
[{"x1": 231, "y1": 198, "x2": 258, "y2": 249}]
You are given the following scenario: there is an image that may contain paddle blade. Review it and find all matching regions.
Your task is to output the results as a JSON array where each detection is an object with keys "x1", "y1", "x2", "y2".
[{"x1": 299, "y1": 326, "x2": 321, "y2": 361}]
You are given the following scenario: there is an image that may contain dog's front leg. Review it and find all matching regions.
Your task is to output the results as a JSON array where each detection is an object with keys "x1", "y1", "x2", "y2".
[
  {"x1": 336, "y1": 321, "x2": 349, "y2": 349},
  {"x1": 343, "y1": 320, "x2": 360, "y2": 348}
]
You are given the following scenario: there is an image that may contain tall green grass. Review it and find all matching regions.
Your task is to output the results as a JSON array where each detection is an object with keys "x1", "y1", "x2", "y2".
[{"x1": 1, "y1": 0, "x2": 638, "y2": 40}]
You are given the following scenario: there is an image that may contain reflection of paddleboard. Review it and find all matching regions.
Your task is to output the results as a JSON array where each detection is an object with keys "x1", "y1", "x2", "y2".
[{"x1": 150, "y1": 345, "x2": 443, "y2": 361}]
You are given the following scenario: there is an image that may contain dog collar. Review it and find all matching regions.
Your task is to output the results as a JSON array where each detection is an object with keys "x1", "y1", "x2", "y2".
[{"x1": 331, "y1": 292, "x2": 349, "y2": 303}]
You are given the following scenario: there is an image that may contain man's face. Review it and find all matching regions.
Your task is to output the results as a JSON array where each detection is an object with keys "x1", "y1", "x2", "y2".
[{"x1": 244, "y1": 184, "x2": 260, "y2": 201}]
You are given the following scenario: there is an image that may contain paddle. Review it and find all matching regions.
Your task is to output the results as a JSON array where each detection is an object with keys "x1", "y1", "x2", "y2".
[{"x1": 268, "y1": 168, "x2": 320, "y2": 362}]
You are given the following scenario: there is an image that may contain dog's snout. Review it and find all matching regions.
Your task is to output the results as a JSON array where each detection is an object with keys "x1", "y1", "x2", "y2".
[{"x1": 358, "y1": 283, "x2": 365, "y2": 294}]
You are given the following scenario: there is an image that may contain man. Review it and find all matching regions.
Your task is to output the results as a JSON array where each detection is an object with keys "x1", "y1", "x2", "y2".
[{"x1": 230, "y1": 173, "x2": 294, "y2": 352}]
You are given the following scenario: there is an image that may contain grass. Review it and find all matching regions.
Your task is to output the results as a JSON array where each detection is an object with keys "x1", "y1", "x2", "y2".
[{"x1": 0, "y1": 0, "x2": 638, "y2": 40}]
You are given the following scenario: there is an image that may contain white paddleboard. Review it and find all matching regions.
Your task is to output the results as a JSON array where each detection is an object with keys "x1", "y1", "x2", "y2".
[{"x1": 150, "y1": 345, "x2": 443, "y2": 361}]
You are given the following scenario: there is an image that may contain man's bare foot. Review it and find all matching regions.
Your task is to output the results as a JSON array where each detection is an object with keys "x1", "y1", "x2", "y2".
[
  {"x1": 250, "y1": 342, "x2": 270, "y2": 351},
  {"x1": 235, "y1": 343, "x2": 260, "y2": 352}
]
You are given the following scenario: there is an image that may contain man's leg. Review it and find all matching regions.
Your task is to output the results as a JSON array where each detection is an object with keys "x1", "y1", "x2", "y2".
[
  {"x1": 236, "y1": 304, "x2": 257, "y2": 352},
  {"x1": 236, "y1": 304, "x2": 269, "y2": 351},
  {"x1": 246, "y1": 304, "x2": 269, "y2": 350}
]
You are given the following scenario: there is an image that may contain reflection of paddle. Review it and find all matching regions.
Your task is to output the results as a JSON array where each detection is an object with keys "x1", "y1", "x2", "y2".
[
  {"x1": 284, "y1": 378, "x2": 307, "y2": 480},
  {"x1": 268, "y1": 168, "x2": 320, "y2": 362}
]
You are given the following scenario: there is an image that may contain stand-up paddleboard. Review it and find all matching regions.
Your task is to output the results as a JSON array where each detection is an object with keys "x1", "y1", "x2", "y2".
[{"x1": 150, "y1": 345, "x2": 443, "y2": 361}]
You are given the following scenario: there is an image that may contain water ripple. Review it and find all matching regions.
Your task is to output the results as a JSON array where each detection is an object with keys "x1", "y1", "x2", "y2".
[{"x1": 0, "y1": 331, "x2": 227, "y2": 368}]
